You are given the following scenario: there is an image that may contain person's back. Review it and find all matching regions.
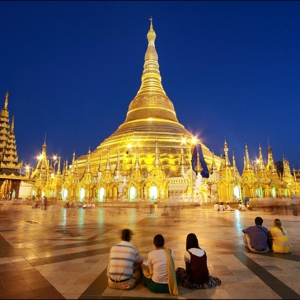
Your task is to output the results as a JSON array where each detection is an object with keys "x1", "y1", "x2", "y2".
[
  {"x1": 107, "y1": 229, "x2": 142, "y2": 290},
  {"x1": 214, "y1": 203, "x2": 220, "y2": 211},
  {"x1": 268, "y1": 219, "x2": 292, "y2": 253},
  {"x1": 141, "y1": 234, "x2": 177, "y2": 295},
  {"x1": 176, "y1": 233, "x2": 221, "y2": 289},
  {"x1": 219, "y1": 203, "x2": 225, "y2": 211},
  {"x1": 148, "y1": 248, "x2": 168, "y2": 283},
  {"x1": 242, "y1": 217, "x2": 268, "y2": 252},
  {"x1": 186, "y1": 247, "x2": 209, "y2": 284}
]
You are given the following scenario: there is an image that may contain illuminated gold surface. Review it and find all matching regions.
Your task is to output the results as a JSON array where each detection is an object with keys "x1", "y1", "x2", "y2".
[
  {"x1": 74, "y1": 19, "x2": 219, "y2": 182},
  {"x1": 27, "y1": 20, "x2": 300, "y2": 202}
]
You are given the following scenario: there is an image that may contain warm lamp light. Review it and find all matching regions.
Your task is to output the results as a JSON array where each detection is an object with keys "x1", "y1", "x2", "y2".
[{"x1": 192, "y1": 137, "x2": 198, "y2": 144}]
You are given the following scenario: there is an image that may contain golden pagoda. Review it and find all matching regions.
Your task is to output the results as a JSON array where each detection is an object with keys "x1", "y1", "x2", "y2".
[
  {"x1": 66, "y1": 19, "x2": 221, "y2": 202},
  {"x1": 0, "y1": 91, "x2": 25, "y2": 199}
]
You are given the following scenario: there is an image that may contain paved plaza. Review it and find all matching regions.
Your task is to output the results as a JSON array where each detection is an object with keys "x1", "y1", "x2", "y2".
[{"x1": 0, "y1": 202, "x2": 300, "y2": 299}]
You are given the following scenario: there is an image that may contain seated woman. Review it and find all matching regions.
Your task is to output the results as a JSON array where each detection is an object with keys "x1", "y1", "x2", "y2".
[
  {"x1": 140, "y1": 234, "x2": 178, "y2": 295},
  {"x1": 176, "y1": 233, "x2": 221, "y2": 289},
  {"x1": 268, "y1": 219, "x2": 292, "y2": 253}
]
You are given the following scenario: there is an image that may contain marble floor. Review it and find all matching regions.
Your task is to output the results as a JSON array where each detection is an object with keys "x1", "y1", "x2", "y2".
[{"x1": 0, "y1": 202, "x2": 299, "y2": 299}]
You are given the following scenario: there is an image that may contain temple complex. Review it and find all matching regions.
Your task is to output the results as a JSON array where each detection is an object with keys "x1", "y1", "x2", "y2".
[
  {"x1": 9, "y1": 20, "x2": 300, "y2": 203},
  {"x1": 0, "y1": 91, "x2": 26, "y2": 199}
]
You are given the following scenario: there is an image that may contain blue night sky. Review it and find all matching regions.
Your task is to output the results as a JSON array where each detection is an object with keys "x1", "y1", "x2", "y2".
[{"x1": 1, "y1": 1, "x2": 299, "y2": 173}]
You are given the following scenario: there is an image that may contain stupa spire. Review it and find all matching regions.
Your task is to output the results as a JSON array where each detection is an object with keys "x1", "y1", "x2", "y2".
[
  {"x1": 135, "y1": 17, "x2": 165, "y2": 96},
  {"x1": 4, "y1": 91, "x2": 8, "y2": 110},
  {"x1": 110, "y1": 17, "x2": 187, "y2": 138},
  {"x1": 224, "y1": 140, "x2": 231, "y2": 167},
  {"x1": 10, "y1": 115, "x2": 15, "y2": 133},
  {"x1": 243, "y1": 144, "x2": 253, "y2": 171},
  {"x1": 257, "y1": 145, "x2": 265, "y2": 171}
]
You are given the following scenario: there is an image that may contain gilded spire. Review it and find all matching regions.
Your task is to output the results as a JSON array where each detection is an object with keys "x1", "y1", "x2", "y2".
[
  {"x1": 224, "y1": 140, "x2": 231, "y2": 167},
  {"x1": 266, "y1": 143, "x2": 277, "y2": 175},
  {"x1": 57, "y1": 155, "x2": 61, "y2": 175},
  {"x1": 155, "y1": 141, "x2": 161, "y2": 167},
  {"x1": 4, "y1": 91, "x2": 8, "y2": 110},
  {"x1": 244, "y1": 144, "x2": 253, "y2": 171},
  {"x1": 135, "y1": 147, "x2": 140, "y2": 170},
  {"x1": 106, "y1": 148, "x2": 110, "y2": 170},
  {"x1": 110, "y1": 18, "x2": 189, "y2": 138},
  {"x1": 10, "y1": 115, "x2": 15, "y2": 133},
  {"x1": 257, "y1": 145, "x2": 265, "y2": 171},
  {"x1": 72, "y1": 151, "x2": 76, "y2": 173},
  {"x1": 98, "y1": 154, "x2": 102, "y2": 173},
  {"x1": 136, "y1": 18, "x2": 165, "y2": 96},
  {"x1": 87, "y1": 148, "x2": 91, "y2": 173}
]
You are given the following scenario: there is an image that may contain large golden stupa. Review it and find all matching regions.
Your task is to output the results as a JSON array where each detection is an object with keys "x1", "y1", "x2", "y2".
[
  {"x1": 25, "y1": 20, "x2": 300, "y2": 202},
  {"x1": 74, "y1": 19, "x2": 219, "y2": 184}
]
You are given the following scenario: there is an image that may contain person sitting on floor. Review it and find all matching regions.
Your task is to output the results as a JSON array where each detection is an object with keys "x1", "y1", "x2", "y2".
[
  {"x1": 219, "y1": 202, "x2": 225, "y2": 211},
  {"x1": 214, "y1": 203, "x2": 220, "y2": 211},
  {"x1": 176, "y1": 233, "x2": 221, "y2": 289},
  {"x1": 225, "y1": 202, "x2": 234, "y2": 211},
  {"x1": 107, "y1": 229, "x2": 143, "y2": 290},
  {"x1": 238, "y1": 201, "x2": 247, "y2": 211},
  {"x1": 268, "y1": 218, "x2": 292, "y2": 253},
  {"x1": 140, "y1": 234, "x2": 178, "y2": 295},
  {"x1": 242, "y1": 216, "x2": 269, "y2": 253}
]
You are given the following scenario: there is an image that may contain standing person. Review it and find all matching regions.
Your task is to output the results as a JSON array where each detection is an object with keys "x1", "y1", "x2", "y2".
[
  {"x1": 140, "y1": 234, "x2": 178, "y2": 295},
  {"x1": 268, "y1": 219, "x2": 292, "y2": 253},
  {"x1": 176, "y1": 233, "x2": 221, "y2": 289},
  {"x1": 242, "y1": 216, "x2": 269, "y2": 253},
  {"x1": 107, "y1": 229, "x2": 143, "y2": 290}
]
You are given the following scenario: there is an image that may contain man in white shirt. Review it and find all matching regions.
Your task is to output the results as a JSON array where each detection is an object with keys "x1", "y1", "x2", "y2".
[{"x1": 107, "y1": 229, "x2": 143, "y2": 290}]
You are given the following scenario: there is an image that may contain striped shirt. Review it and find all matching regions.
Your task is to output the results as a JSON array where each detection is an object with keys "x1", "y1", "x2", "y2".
[{"x1": 108, "y1": 241, "x2": 142, "y2": 281}]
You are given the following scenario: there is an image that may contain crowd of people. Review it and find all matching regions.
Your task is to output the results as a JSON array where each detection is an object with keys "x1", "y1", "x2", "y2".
[{"x1": 107, "y1": 218, "x2": 292, "y2": 295}]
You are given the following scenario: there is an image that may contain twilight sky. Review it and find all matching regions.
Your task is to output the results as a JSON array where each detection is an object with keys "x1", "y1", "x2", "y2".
[{"x1": 1, "y1": 1, "x2": 299, "y2": 173}]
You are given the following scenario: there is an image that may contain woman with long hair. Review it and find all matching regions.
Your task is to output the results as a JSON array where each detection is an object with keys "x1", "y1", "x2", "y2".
[
  {"x1": 268, "y1": 219, "x2": 292, "y2": 253},
  {"x1": 176, "y1": 233, "x2": 221, "y2": 289}
]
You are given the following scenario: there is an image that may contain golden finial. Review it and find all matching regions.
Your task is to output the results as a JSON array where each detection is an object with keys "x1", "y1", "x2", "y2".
[
  {"x1": 4, "y1": 90, "x2": 9, "y2": 110},
  {"x1": 147, "y1": 17, "x2": 156, "y2": 46},
  {"x1": 11, "y1": 115, "x2": 15, "y2": 132}
]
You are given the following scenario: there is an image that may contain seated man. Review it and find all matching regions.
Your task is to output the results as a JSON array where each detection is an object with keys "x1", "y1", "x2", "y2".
[
  {"x1": 238, "y1": 202, "x2": 247, "y2": 211},
  {"x1": 214, "y1": 203, "x2": 220, "y2": 211},
  {"x1": 242, "y1": 216, "x2": 269, "y2": 253},
  {"x1": 219, "y1": 202, "x2": 225, "y2": 211},
  {"x1": 107, "y1": 229, "x2": 143, "y2": 290}
]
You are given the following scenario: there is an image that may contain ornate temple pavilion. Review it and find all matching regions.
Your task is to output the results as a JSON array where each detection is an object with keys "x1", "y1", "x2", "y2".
[{"x1": 26, "y1": 20, "x2": 300, "y2": 203}]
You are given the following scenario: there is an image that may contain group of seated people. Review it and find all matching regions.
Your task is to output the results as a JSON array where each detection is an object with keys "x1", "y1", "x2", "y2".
[
  {"x1": 214, "y1": 202, "x2": 234, "y2": 211},
  {"x1": 213, "y1": 200, "x2": 253, "y2": 212},
  {"x1": 107, "y1": 229, "x2": 221, "y2": 294},
  {"x1": 64, "y1": 201, "x2": 96, "y2": 209},
  {"x1": 242, "y1": 216, "x2": 292, "y2": 254},
  {"x1": 107, "y1": 217, "x2": 292, "y2": 294}
]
